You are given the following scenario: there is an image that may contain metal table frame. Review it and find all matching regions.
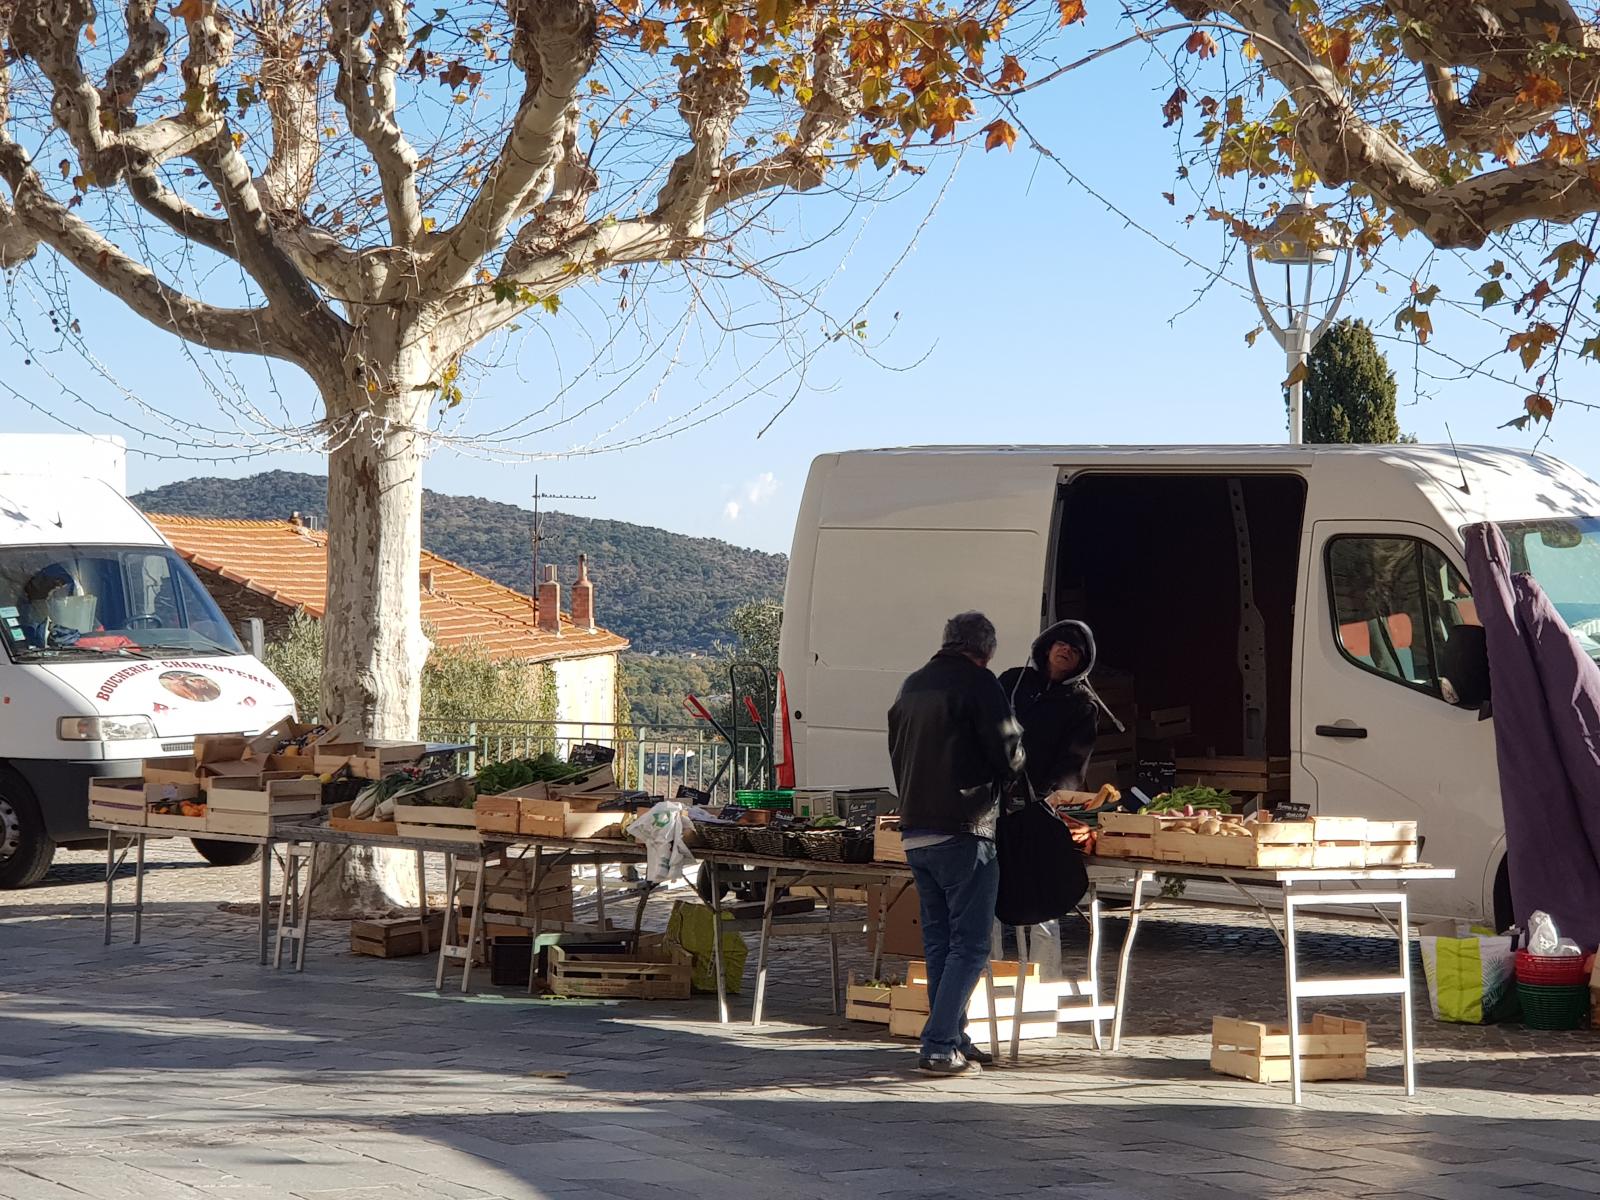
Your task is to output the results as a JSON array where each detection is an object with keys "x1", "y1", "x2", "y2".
[{"x1": 1088, "y1": 858, "x2": 1455, "y2": 1103}]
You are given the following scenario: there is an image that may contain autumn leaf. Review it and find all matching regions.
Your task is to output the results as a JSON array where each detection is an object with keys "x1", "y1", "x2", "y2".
[
  {"x1": 1517, "y1": 74, "x2": 1564, "y2": 108},
  {"x1": 981, "y1": 118, "x2": 1016, "y2": 153},
  {"x1": 1525, "y1": 393, "x2": 1555, "y2": 423},
  {"x1": 997, "y1": 55, "x2": 1026, "y2": 89},
  {"x1": 1283, "y1": 361, "x2": 1309, "y2": 388},
  {"x1": 1056, "y1": 0, "x2": 1085, "y2": 26},
  {"x1": 84, "y1": 22, "x2": 97, "y2": 44},
  {"x1": 1326, "y1": 29, "x2": 1352, "y2": 71},
  {"x1": 639, "y1": 18, "x2": 667, "y2": 54},
  {"x1": 1394, "y1": 305, "x2": 1433, "y2": 343},
  {"x1": 1185, "y1": 30, "x2": 1218, "y2": 60},
  {"x1": 1476, "y1": 280, "x2": 1504, "y2": 309},
  {"x1": 1241, "y1": 39, "x2": 1258, "y2": 61},
  {"x1": 1507, "y1": 323, "x2": 1558, "y2": 370},
  {"x1": 172, "y1": 0, "x2": 207, "y2": 22},
  {"x1": 1162, "y1": 86, "x2": 1187, "y2": 127}
]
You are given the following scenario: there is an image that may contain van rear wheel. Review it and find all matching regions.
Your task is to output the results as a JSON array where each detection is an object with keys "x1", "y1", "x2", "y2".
[
  {"x1": 192, "y1": 839, "x2": 262, "y2": 868},
  {"x1": 1493, "y1": 856, "x2": 1513, "y2": 934},
  {"x1": 0, "y1": 770, "x2": 55, "y2": 889}
]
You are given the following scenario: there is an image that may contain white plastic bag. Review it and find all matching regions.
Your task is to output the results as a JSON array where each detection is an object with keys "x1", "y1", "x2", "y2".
[
  {"x1": 1527, "y1": 910, "x2": 1583, "y2": 956},
  {"x1": 628, "y1": 800, "x2": 696, "y2": 883}
]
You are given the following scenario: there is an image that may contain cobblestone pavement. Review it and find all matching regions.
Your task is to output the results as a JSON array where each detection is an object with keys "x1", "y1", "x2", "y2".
[{"x1": 5, "y1": 841, "x2": 1600, "y2": 1200}]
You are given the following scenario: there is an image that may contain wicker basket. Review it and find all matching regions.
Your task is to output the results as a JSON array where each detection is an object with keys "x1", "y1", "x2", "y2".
[
  {"x1": 1518, "y1": 982, "x2": 1590, "y2": 1030},
  {"x1": 745, "y1": 826, "x2": 798, "y2": 858},
  {"x1": 695, "y1": 823, "x2": 749, "y2": 853},
  {"x1": 797, "y1": 829, "x2": 874, "y2": 863}
]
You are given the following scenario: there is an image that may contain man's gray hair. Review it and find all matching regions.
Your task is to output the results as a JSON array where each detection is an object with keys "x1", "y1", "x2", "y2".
[{"x1": 941, "y1": 611, "x2": 998, "y2": 661}]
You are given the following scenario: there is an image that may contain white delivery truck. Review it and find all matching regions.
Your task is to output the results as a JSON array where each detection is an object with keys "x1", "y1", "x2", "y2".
[
  {"x1": 777, "y1": 443, "x2": 1600, "y2": 925},
  {"x1": 0, "y1": 434, "x2": 297, "y2": 886}
]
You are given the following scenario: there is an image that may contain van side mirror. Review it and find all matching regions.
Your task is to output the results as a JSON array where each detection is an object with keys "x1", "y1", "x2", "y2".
[{"x1": 1440, "y1": 624, "x2": 1490, "y2": 709}]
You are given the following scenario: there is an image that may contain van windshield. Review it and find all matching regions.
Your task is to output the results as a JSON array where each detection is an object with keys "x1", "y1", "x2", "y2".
[
  {"x1": 0, "y1": 545, "x2": 244, "y2": 662},
  {"x1": 1497, "y1": 517, "x2": 1600, "y2": 659}
]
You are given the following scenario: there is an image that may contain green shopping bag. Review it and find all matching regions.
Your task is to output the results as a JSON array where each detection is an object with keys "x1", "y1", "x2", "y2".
[
  {"x1": 666, "y1": 900, "x2": 748, "y2": 994},
  {"x1": 1418, "y1": 920, "x2": 1519, "y2": 1024}
]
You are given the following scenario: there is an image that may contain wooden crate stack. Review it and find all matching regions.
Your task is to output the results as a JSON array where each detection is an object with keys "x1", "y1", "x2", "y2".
[
  {"x1": 547, "y1": 934, "x2": 692, "y2": 1000},
  {"x1": 394, "y1": 778, "x2": 480, "y2": 843},
  {"x1": 454, "y1": 857, "x2": 576, "y2": 939},
  {"x1": 886, "y1": 960, "x2": 1057, "y2": 1042},
  {"x1": 1175, "y1": 756, "x2": 1290, "y2": 806},
  {"x1": 350, "y1": 913, "x2": 445, "y2": 958},
  {"x1": 1210, "y1": 1014, "x2": 1367, "y2": 1083}
]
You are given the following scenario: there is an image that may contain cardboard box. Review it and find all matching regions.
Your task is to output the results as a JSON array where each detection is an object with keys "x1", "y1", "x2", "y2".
[
  {"x1": 867, "y1": 882, "x2": 923, "y2": 958},
  {"x1": 142, "y1": 756, "x2": 200, "y2": 787},
  {"x1": 246, "y1": 718, "x2": 328, "y2": 761},
  {"x1": 194, "y1": 734, "x2": 251, "y2": 765}
]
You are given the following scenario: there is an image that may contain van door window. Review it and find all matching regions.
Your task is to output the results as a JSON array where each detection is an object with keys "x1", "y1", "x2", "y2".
[{"x1": 1327, "y1": 536, "x2": 1472, "y2": 698}]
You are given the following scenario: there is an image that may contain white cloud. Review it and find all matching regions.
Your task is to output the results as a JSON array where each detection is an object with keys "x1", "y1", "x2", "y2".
[
  {"x1": 744, "y1": 472, "x2": 779, "y2": 505},
  {"x1": 723, "y1": 500, "x2": 741, "y2": 521}
]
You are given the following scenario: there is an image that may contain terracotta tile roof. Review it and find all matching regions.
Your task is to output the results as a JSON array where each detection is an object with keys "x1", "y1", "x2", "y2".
[{"x1": 148, "y1": 514, "x2": 629, "y2": 663}]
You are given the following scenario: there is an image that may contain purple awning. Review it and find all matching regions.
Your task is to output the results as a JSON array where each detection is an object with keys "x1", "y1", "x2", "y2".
[{"x1": 1465, "y1": 522, "x2": 1600, "y2": 946}]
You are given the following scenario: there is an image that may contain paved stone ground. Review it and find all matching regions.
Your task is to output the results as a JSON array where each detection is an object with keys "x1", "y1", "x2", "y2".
[{"x1": 4, "y1": 841, "x2": 1600, "y2": 1200}]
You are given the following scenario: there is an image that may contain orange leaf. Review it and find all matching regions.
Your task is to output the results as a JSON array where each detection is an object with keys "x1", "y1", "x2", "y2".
[
  {"x1": 981, "y1": 118, "x2": 1016, "y2": 153},
  {"x1": 1518, "y1": 74, "x2": 1564, "y2": 108},
  {"x1": 639, "y1": 18, "x2": 666, "y2": 54},
  {"x1": 1326, "y1": 29, "x2": 1351, "y2": 70},
  {"x1": 172, "y1": 0, "x2": 206, "y2": 21},
  {"x1": 1057, "y1": 0, "x2": 1085, "y2": 26},
  {"x1": 84, "y1": 22, "x2": 97, "y2": 44},
  {"x1": 998, "y1": 54, "x2": 1026, "y2": 89},
  {"x1": 1185, "y1": 29, "x2": 1218, "y2": 59},
  {"x1": 1525, "y1": 393, "x2": 1555, "y2": 423},
  {"x1": 1283, "y1": 361, "x2": 1309, "y2": 388}
]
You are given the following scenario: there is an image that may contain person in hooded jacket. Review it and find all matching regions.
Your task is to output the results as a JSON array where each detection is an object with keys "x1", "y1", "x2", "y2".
[{"x1": 998, "y1": 620, "x2": 1106, "y2": 799}]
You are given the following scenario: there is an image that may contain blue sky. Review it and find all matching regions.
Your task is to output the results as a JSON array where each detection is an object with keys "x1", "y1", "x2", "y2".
[{"x1": 1, "y1": 12, "x2": 1583, "y2": 555}]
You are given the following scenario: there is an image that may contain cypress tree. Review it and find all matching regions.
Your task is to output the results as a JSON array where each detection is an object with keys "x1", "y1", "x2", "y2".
[{"x1": 1304, "y1": 319, "x2": 1405, "y2": 443}]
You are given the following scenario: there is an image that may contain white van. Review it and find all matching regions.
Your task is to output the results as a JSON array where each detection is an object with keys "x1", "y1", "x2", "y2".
[
  {"x1": 778, "y1": 444, "x2": 1600, "y2": 924},
  {"x1": 0, "y1": 434, "x2": 297, "y2": 886}
]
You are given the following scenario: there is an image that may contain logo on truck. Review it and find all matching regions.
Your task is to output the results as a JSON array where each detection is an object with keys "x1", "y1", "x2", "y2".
[{"x1": 159, "y1": 670, "x2": 222, "y2": 702}]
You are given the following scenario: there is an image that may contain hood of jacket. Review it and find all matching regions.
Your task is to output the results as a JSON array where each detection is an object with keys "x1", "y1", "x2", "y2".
[{"x1": 1029, "y1": 619, "x2": 1097, "y2": 686}]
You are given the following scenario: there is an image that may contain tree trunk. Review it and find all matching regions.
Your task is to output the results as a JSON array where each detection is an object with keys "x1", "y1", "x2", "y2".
[{"x1": 312, "y1": 307, "x2": 442, "y2": 915}]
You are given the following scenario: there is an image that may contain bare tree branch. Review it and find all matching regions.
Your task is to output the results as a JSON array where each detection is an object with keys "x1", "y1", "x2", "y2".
[
  {"x1": 328, "y1": 0, "x2": 423, "y2": 246},
  {"x1": 257, "y1": 0, "x2": 323, "y2": 213},
  {"x1": 422, "y1": 0, "x2": 598, "y2": 290},
  {"x1": 651, "y1": 44, "x2": 750, "y2": 233}
]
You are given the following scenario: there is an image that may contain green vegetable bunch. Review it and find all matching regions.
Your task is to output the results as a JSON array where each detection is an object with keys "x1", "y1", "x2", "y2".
[
  {"x1": 1144, "y1": 786, "x2": 1234, "y2": 814},
  {"x1": 475, "y1": 753, "x2": 569, "y2": 795}
]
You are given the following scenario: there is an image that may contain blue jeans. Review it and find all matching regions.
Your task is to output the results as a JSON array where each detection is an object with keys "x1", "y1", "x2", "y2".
[{"x1": 905, "y1": 835, "x2": 998, "y2": 1059}]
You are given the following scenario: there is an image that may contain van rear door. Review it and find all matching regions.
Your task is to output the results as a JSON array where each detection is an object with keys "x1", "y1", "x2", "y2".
[{"x1": 1297, "y1": 519, "x2": 1499, "y2": 919}]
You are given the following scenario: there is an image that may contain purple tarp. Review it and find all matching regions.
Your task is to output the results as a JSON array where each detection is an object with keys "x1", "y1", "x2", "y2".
[{"x1": 1466, "y1": 523, "x2": 1600, "y2": 947}]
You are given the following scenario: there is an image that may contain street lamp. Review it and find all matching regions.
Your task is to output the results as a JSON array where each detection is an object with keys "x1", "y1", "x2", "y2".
[{"x1": 1245, "y1": 195, "x2": 1355, "y2": 444}]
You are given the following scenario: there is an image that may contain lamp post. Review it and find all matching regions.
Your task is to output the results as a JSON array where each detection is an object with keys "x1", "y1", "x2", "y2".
[{"x1": 1245, "y1": 195, "x2": 1355, "y2": 444}]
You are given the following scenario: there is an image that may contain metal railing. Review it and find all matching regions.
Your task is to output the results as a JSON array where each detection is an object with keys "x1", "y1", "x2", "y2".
[{"x1": 418, "y1": 716, "x2": 768, "y2": 804}]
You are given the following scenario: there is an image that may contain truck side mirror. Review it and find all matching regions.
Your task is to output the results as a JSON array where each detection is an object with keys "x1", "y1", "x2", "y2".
[{"x1": 1440, "y1": 624, "x2": 1490, "y2": 709}]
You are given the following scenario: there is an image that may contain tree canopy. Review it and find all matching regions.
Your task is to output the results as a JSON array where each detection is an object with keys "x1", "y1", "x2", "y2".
[{"x1": 1304, "y1": 319, "x2": 1402, "y2": 445}]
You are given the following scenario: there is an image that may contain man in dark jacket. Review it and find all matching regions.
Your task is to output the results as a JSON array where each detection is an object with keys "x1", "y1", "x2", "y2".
[
  {"x1": 999, "y1": 620, "x2": 1103, "y2": 799},
  {"x1": 887, "y1": 611, "x2": 1024, "y2": 1074}
]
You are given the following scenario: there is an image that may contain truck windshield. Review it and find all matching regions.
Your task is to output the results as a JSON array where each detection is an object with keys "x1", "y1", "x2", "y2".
[
  {"x1": 0, "y1": 545, "x2": 244, "y2": 662},
  {"x1": 1497, "y1": 517, "x2": 1600, "y2": 658}
]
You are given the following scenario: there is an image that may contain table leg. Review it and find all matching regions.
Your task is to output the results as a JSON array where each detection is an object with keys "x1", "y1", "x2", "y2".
[
  {"x1": 594, "y1": 863, "x2": 608, "y2": 930},
  {"x1": 983, "y1": 955, "x2": 1001, "y2": 1062},
  {"x1": 1087, "y1": 885, "x2": 1104, "y2": 1050},
  {"x1": 1010, "y1": 925, "x2": 1029, "y2": 1064},
  {"x1": 707, "y1": 861, "x2": 729, "y2": 1024},
  {"x1": 132, "y1": 834, "x2": 146, "y2": 945},
  {"x1": 102, "y1": 829, "x2": 115, "y2": 947},
  {"x1": 462, "y1": 852, "x2": 487, "y2": 994},
  {"x1": 435, "y1": 852, "x2": 458, "y2": 991},
  {"x1": 826, "y1": 884, "x2": 841, "y2": 1016},
  {"x1": 294, "y1": 844, "x2": 317, "y2": 972},
  {"x1": 1109, "y1": 869, "x2": 1148, "y2": 1051},
  {"x1": 258, "y1": 842, "x2": 272, "y2": 965},
  {"x1": 415, "y1": 850, "x2": 428, "y2": 922},
  {"x1": 1284, "y1": 881, "x2": 1303, "y2": 1105},
  {"x1": 870, "y1": 879, "x2": 903, "y2": 983},
  {"x1": 1399, "y1": 887, "x2": 1416, "y2": 1097},
  {"x1": 751, "y1": 866, "x2": 779, "y2": 1027}
]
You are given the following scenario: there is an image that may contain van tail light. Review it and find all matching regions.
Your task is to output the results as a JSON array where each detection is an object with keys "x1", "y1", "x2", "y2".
[{"x1": 774, "y1": 670, "x2": 795, "y2": 789}]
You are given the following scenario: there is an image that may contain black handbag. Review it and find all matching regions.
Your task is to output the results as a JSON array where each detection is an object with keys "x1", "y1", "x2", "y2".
[{"x1": 994, "y1": 792, "x2": 1088, "y2": 927}]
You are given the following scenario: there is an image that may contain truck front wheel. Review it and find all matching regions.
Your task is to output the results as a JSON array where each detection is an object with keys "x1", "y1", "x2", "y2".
[
  {"x1": 0, "y1": 770, "x2": 55, "y2": 889},
  {"x1": 191, "y1": 839, "x2": 262, "y2": 868}
]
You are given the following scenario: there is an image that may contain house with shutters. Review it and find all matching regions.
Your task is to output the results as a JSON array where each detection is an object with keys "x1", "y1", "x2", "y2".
[{"x1": 146, "y1": 513, "x2": 627, "y2": 729}]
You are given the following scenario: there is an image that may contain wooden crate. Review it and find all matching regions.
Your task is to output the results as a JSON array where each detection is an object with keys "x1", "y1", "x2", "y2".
[
  {"x1": 1175, "y1": 755, "x2": 1290, "y2": 798},
  {"x1": 348, "y1": 741, "x2": 427, "y2": 780},
  {"x1": 90, "y1": 779, "x2": 198, "y2": 826},
  {"x1": 1365, "y1": 820, "x2": 1421, "y2": 866},
  {"x1": 1094, "y1": 811, "x2": 1164, "y2": 860},
  {"x1": 888, "y1": 968, "x2": 1058, "y2": 1042},
  {"x1": 350, "y1": 912, "x2": 444, "y2": 958},
  {"x1": 473, "y1": 796, "x2": 521, "y2": 836},
  {"x1": 142, "y1": 756, "x2": 200, "y2": 787},
  {"x1": 327, "y1": 801, "x2": 397, "y2": 837},
  {"x1": 547, "y1": 934, "x2": 692, "y2": 1000},
  {"x1": 395, "y1": 802, "x2": 480, "y2": 844},
  {"x1": 1210, "y1": 1014, "x2": 1367, "y2": 1084},
  {"x1": 455, "y1": 858, "x2": 573, "y2": 890},
  {"x1": 1312, "y1": 816, "x2": 1368, "y2": 869},
  {"x1": 146, "y1": 810, "x2": 208, "y2": 832},
  {"x1": 1154, "y1": 821, "x2": 1315, "y2": 869},
  {"x1": 845, "y1": 978, "x2": 894, "y2": 1024},
  {"x1": 874, "y1": 815, "x2": 906, "y2": 864},
  {"x1": 206, "y1": 777, "x2": 322, "y2": 836}
]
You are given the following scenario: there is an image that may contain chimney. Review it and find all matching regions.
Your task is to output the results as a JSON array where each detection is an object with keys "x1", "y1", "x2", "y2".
[
  {"x1": 537, "y1": 564, "x2": 562, "y2": 635},
  {"x1": 571, "y1": 554, "x2": 595, "y2": 632},
  {"x1": 421, "y1": 569, "x2": 436, "y2": 595},
  {"x1": 290, "y1": 511, "x2": 302, "y2": 527}
]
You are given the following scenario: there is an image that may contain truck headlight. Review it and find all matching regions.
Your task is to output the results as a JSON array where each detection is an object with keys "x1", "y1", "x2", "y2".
[{"x1": 58, "y1": 715, "x2": 158, "y2": 741}]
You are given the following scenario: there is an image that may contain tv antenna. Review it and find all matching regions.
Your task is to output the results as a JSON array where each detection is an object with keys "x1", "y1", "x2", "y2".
[{"x1": 531, "y1": 474, "x2": 595, "y2": 588}]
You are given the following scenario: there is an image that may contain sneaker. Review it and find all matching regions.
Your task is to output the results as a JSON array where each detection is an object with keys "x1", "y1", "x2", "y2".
[
  {"x1": 959, "y1": 1042, "x2": 994, "y2": 1066},
  {"x1": 917, "y1": 1051, "x2": 979, "y2": 1075}
]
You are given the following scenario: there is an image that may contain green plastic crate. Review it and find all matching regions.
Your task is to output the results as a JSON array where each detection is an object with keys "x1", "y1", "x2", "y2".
[{"x1": 735, "y1": 789, "x2": 794, "y2": 811}]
